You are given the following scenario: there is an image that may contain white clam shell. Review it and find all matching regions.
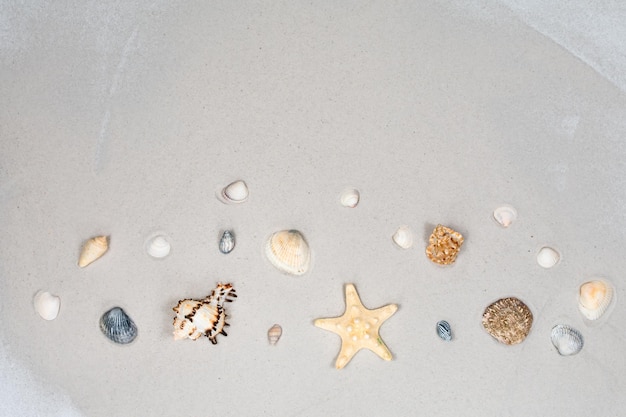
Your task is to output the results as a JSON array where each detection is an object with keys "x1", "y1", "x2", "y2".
[
  {"x1": 340, "y1": 189, "x2": 360, "y2": 208},
  {"x1": 536, "y1": 246, "x2": 560, "y2": 268},
  {"x1": 146, "y1": 235, "x2": 171, "y2": 259},
  {"x1": 78, "y1": 235, "x2": 109, "y2": 268},
  {"x1": 493, "y1": 205, "x2": 517, "y2": 228},
  {"x1": 392, "y1": 225, "x2": 413, "y2": 249},
  {"x1": 33, "y1": 291, "x2": 60, "y2": 321},
  {"x1": 551, "y1": 324, "x2": 583, "y2": 356},
  {"x1": 218, "y1": 180, "x2": 249, "y2": 204},
  {"x1": 578, "y1": 279, "x2": 614, "y2": 321},
  {"x1": 268, "y1": 324, "x2": 283, "y2": 345},
  {"x1": 265, "y1": 230, "x2": 311, "y2": 276}
]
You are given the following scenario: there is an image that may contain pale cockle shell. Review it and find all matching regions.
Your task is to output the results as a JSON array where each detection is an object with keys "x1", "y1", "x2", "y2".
[
  {"x1": 340, "y1": 189, "x2": 360, "y2": 208},
  {"x1": 436, "y1": 320, "x2": 452, "y2": 341},
  {"x1": 392, "y1": 226, "x2": 413, "y2": 249},
  {"x1": 267, "y1": 324, "x2": 283, "y2": 345},
  {"x1": 218, "y1": 180, "x2": 249, "y2": 204},
  {"x1": 100, "y1": 307, "x2": 138, "y2": 345},
  {"x1": 482, "y1": 297, "x2": 533, "y2": 345},
  {"x1": 536, "y1": 247, "x2": 559, "y2": 268},
  {"x1": 33, "y1": 291, "x2": 60, "y2": 321},
  {"x1": 493, "y1": 205, "x2": 517, "y2": 228},
  {"x1": 146, "y1": 235, "x2": 171, "y2": 259},
  {"x1": 551, "y1": 324, "x2": 583, "y2": 356},
  {"x1": 78, "y1": 236, "x2": 109, "y2": 268},
  {"x1": 219, "y1": 230, "x2": 235, "y2": 254},
  {"x1": 578, "y1": 280, "x2": 614, "y2": 321},
  {"x1": 265, "y1": 230, "x2": 311, "y2": 276}
]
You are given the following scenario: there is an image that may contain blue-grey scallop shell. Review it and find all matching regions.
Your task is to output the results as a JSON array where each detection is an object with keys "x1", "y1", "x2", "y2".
[
  {"x1": 550, "y1": 324, "x2": 583, "y2": 356},
  {"x1": 436, "y1": 320, "x2": 452, "y2": 341},
  {"x1": 219, "y1": 230, "x2": 235, "y2": 254},
  {"x1": 100, "y1": 307, "x2": 138, "y2": 345}
]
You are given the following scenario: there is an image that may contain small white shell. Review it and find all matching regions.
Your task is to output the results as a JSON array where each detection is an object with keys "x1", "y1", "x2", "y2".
[
  {"x1": 268, "y1": 324, "x2": 283, "y2": 345},
  {"x1": 493, "y1": 205, "x2": 517, "y2": 228},
  {"x1": 33, "y1": 291, "x2": 60, "y2": 321},
  {"x1": 219, "y1": 180, "x2": 249, "y2": 204},
  {"x1": 340, "y1": 189, "x2": 360, "y2": 208},
  {"x1": 219, "y1": 230, "x2": 235, "y2": 254},
  {"x1": 551, "y1": 324, "x2": 583, "y2": 356},
  {"x1": 78, "y1": 235, "x2": 109, "y2": 268},
  {"x1": 392, "y1": 226, "x2": 413, "y2": 249},
  {"x1": 146, "y1": 235, "x2": 171, "y2": 259},
  {"x1": 578, "y1": 280, "x2": 614, "y2": 321},
  {"x1": 536, "y1": 247, "x2": 560, "y2": 268},
  {"x1": 265, "y1": 230, "x2": 311, "y2": 276}
]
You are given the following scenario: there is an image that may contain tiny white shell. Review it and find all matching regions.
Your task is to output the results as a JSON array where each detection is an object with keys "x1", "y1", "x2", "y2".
[
  {"x1": 33, "y1": 291, "x2": 60, "y2": 321},
  {"x1": 578, "y1": 280, "x2": 614, "y2": 321},
  {"x1": 146, "y1": 235, "x2": 171, "y2": 259},
  {"x1": 219, "y1": 230, "x2": 235, "y2": 254},
  {"x1": 537, "y1": 247, "x2": 560, "y2": 268},
  {"x1": 493, "y1": 205, "x2": 517, "y2": 228},
  {"x1": 268, "y1": 324, "x2": 283, "y2": 345},
  {"x1": 392, "y1": 226, "x2": 413, "y2": 249},
  {"x1": 78, "y1": 236, "x2": 109, "y2": 268},
  {"x1": 551, "y1": 324, "x2": 583, "y2": 356},
  {"x1": 265, "y1": 230, "x2": 311, "y2": 276},
  {"x1": 219, "y1": 180, "x2": 249, "y2": 204},
  {"x1": 340, "y1": 189, "x2": 360, "y2": 208}
]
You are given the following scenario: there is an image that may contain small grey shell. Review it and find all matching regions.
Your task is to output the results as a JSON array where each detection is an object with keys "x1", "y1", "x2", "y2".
[
  {"x1": 436, "y1": 320, "x2": 452, "y2": 341},
  {"x1": 551, "y1": 324, "x2": 583, "y2": 356},
  {"x1": 100, "y1": 307, "x2": 138, "y2": 345},
  {"x1": 219, "y1": 230, "x2": 235, "y2": 254}
]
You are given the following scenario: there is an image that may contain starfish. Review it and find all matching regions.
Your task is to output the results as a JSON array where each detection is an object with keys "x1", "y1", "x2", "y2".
[{"x1": 314, "y1": 284, "x2": 398, "y2": 369}]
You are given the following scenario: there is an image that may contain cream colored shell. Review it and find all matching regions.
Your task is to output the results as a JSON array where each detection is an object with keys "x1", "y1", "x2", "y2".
[
  {"x1": 78, "y1": 236, "x2": 109, "y2": 268},
  {"x1": 33, "y1": 290, "x2": 60, "y2": 320},
  {"x1": 392, "y1": 226, "x2": 413, "y2": 249},
  {"x1": 340, "y1": 189, "x2": 360, "y2": 208},
  {"x1": 578, "y1": 280, "x2": 614, "y2": 321},
  {"x1": 267, "y1": 324, "x2": 283, "y2": 345},
  {"x1": 219, "y1": 180, "x2": 249, "y2": 204},
  {"x1": 265, "y1": 230, "x2": 311, "y2": 276}
]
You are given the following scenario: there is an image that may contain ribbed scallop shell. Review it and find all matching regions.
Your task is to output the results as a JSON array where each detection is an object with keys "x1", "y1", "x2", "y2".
[
  {"x1": 100, "y1": 307, "x2": 137, "y2": 345},
  {"x1": 551, "y1": 324, "x2": 583, "y2": 356},
  {"x1": 578, "y1": 280, "x2": 614, "y2": 321},
  {"x1": 482, "y1": 297, "x2": 533, "y2": 345},
  {"x1": 78, "y1": 236, "x2": 109, "y2": 268},
  {"x1": 219, "y1": 230, "x2": 235, "y2": 254},
  {"x1": 146, "y1": 235, "x2": 171, "y2": 259},
  {"x1": 265, "y1": 230, "x2": 311, "y2": 276},
  {"x1": 436, "y1": 320, "x2": 452, "y2": 341},
  {"x1": 267, "y1": 324, "x2": 283, "y2": 345}
]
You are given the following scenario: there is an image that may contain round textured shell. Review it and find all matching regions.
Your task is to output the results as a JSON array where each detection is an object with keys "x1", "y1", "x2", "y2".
[
  {"x1": 551, "y1": 324, "x2": 583, "y2": 356},
  {"x1": 100, "y1": 307, "x2": 138, "y2": 345},
  {"x1": 265, "y1": 230, "x2": 311, "y2": 276},
  {"x1": 436, "y1": 320, "x2": 452, "y2": 341},
  {"x1": 578, "y1": 280, "x2": 614, "y2": 321},
  {"x1": 482, "y1": 297, "x2": 533, "y2": 345},
  {"x1": 425, "y1": 225, "x2": 464, "y2": 265}
]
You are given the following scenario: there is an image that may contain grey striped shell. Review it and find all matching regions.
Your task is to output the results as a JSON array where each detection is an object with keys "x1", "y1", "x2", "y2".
[
  {"x1": 219, "y1": 230, "x2": 235, "y2": 254},
  {"x1": 436, "y1": 320, "x2": 452, "y2": 341},
  {"x1": 551, "y1": 325, "x2": 583, "y2": 356},
  {"x1": 100, "y1": 307, "x2": 138, "y2": 345}
]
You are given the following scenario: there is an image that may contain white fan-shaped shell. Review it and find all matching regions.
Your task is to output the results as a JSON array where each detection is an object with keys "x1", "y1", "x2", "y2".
[
  {"x1": 78, "y1": 236, "x2": 109, "y2": 267},
  {"x1": 219, "y1": 180, "x2": 249, "y2": 204},
  {"x1": 268, "y1": 324, "x2": 283, "y2": 345},
  {"x1": 265, "y1": 230, "x2": 311, "y2": 276},
  {"x1": 551, "y1": 324, "x2": 583, "y2": 356},
  {"x1": 578, "y1": 280, "x2": 614, "y2": 321},
  {"x1": 392, "y1": 226, "x2": 413, "y2": 249},
  {"x1": 33, "y1": 291, "x2": 60, "y2": 321},
  {"x1": 340, "y1": 189, "x2": 360, "y2": 208},
  {"x1": 537, "y1": 247, "x2": 559, "y2": 268},
  {"x1": 493, "y1": 205, "x2": 517, "y2": 228},
  {"x1": 147, "y1": 235, "x2": 171, "y2": 259}
]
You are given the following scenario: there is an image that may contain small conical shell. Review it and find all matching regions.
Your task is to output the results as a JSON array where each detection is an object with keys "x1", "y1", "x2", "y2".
[
  {"x1": 78, "y1": 236, "x2": 109, "y2": 267},
  {"x1": 436, "y1": 320, "x2": 452, "y2": 341},
  {"x1": 33, "y1": 291, "x2": 60, "y2": 321},
  {"x1": 265, "y1": 230, "x2": 311, "y2": 276},
  {"x1": 536, "y1": 247, "x2": 559, "y2": 268},
  {"x1": 493, "y1": 205, "x2": 517, "y2": 228},
  {"x1": 219, "y1": 230, "x2": 235, "y2": 254},
  {"x1": 147, "y1": 235, "x2": 171, "y2": 259},
  {"x1": 578, "y1": 280, "x2": 614, "y2": 321},
  {"x1": 551, "y1": 324, "x2": 583, "y2": 356},
  {"x1": 219, "y1": 180, "x2": 249, "y2": 204},
  {"x1": 100, "y1": 307, "x2": 137, "y2": 345},
  {"x1": 268, "y1": 324, "x2": 283, "y2": 345},
  {"x1": 392, "y1": 226, "x2": 413, "y2": 249},
  {"x1": 340, "y1": 189, "x2": 360, "y2": 208}
]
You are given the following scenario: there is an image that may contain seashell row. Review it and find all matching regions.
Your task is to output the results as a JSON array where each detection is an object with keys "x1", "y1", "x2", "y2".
[
  {"x1": 578, "y1": 280, "x2": 614, "y2": 321},
  {"x1": 551, "y1": 324, "x2": 583, "y2": 356},
  {"x1": 436, "y1": 320, "x2": 452, "y2": 341},
  {"x1": 146, "y1": 235, "x2": 171, "y2": 259},
  {"x1": 219, "y1": 230, "x2": 235, "y2": 254},
  {"x1": 265, "y1": 229, "x2": 311, "y2": 276},
  {"x1": 536, "y1": 246, "x2": 559, "y2": 268},
  {"x1": 33, "y1": 290, "x2": 60, "y2": 321},
  {"x1": 392, "y1": 225, "x2": 413, "y2": 249},
  {"x1": 426, "y1": 225, "x2": 464, "y2": 265},
  {"x1": 267, "y1": 324, "x2": 283, "y2": 345},
  {"x1": 218, "y1": 180, "x2": 249, "y2": 204},
  {"x1": 78, "y1": 235, "x2": 109, "y2": 268},
  {"x1": 482, "y1": 297, "x2": 533, "y2": 345},
  {"x1": 172, "y1": 282, "x2": 237, "y2": 344},
  {"x1": 100, "y1": 307, "x2": 138, "y2": 345},
  {"x1": 340, "y1": 189, "x2": 360, "y2": 208},
  {"x1": 493, "y1": 205, "x2": 517, "y2": 228}
]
